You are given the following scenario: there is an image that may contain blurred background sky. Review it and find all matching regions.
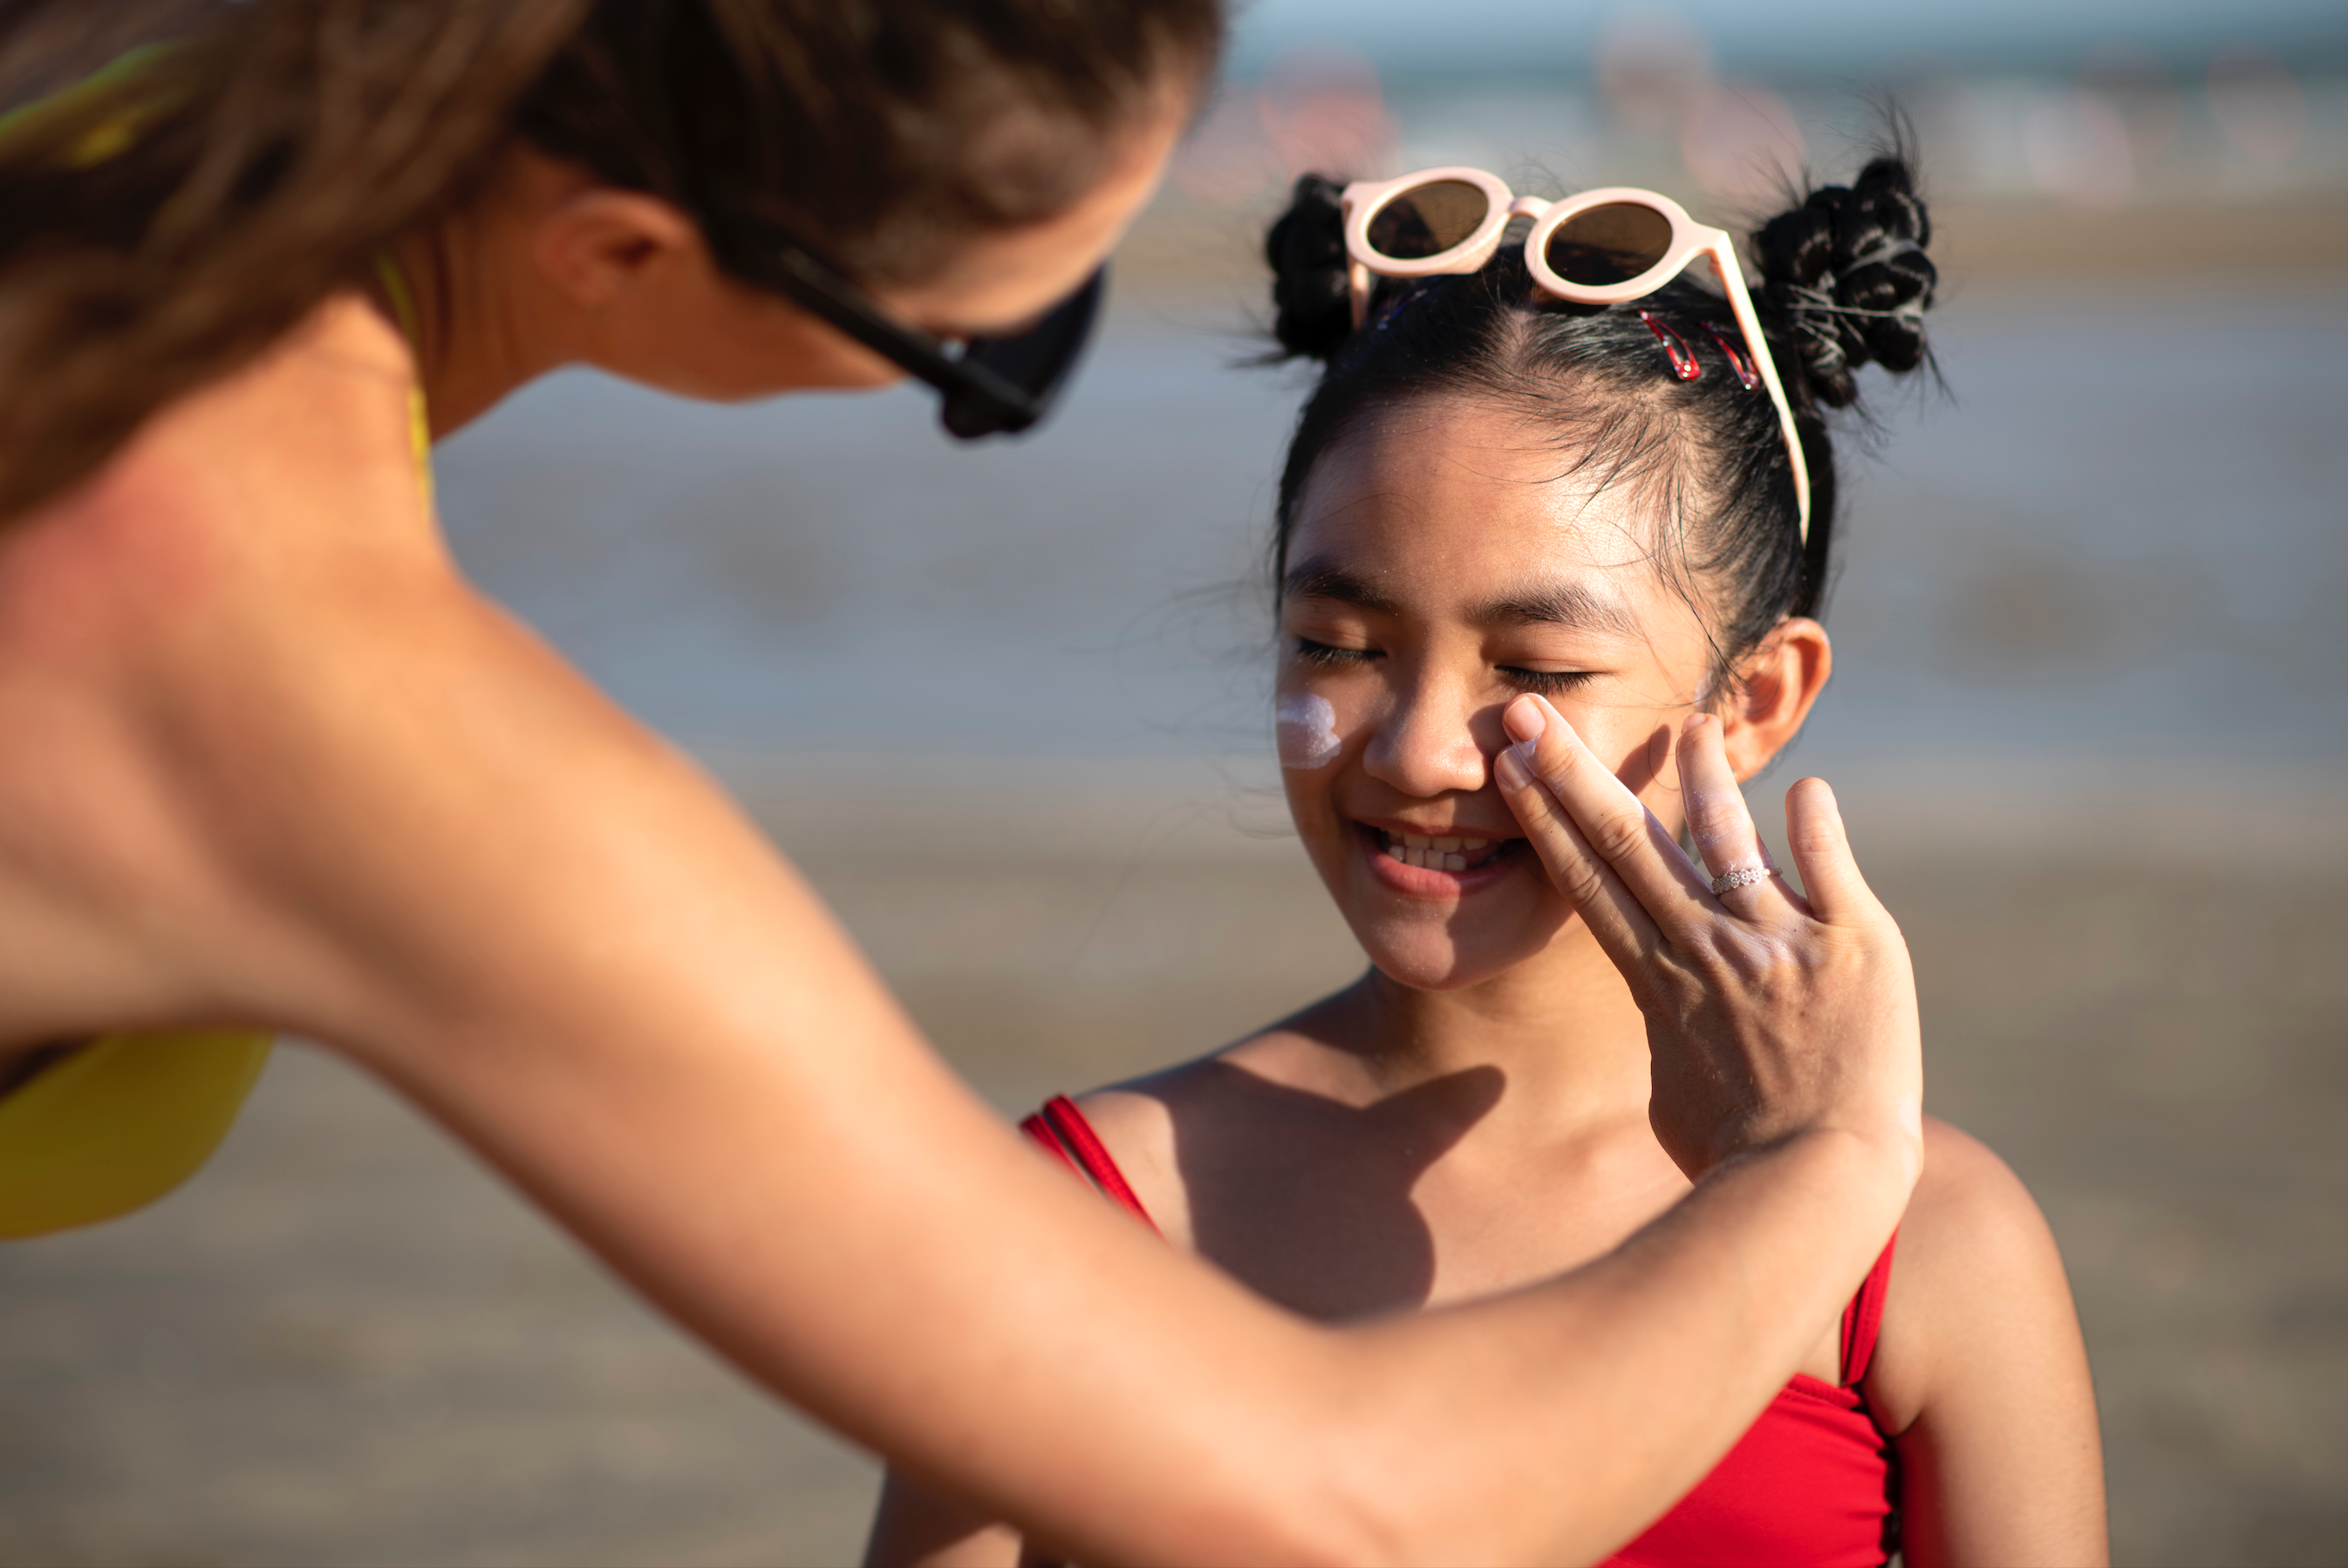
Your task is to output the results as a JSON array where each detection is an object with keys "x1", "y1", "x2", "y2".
[
  {"x1": 1218, "y1": 0, "x2": 2348, "y2": 204},
  {"x1": 4, "y1": 4, "x2": 2345, "y2": 1567},
  {"x1": 1230, "y1": 0, "x2": 2348, "y2": 73}
]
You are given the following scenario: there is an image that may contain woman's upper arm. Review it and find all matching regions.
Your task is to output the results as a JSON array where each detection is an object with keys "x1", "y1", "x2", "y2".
[
  {"x1": 1874, "y1": 1120, "x2": 2108, "y2": 1568},
  {"x1": 865, "y1": 1469, "x2": 1027, "y2": 1568}
]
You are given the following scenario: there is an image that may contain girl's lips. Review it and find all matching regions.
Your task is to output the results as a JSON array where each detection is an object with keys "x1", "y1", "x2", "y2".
[{"x1": 1355, "y1": 821, "x2": 1526, "y2": 898}]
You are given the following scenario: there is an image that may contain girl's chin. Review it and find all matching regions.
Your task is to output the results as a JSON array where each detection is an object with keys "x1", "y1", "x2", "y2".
[
  {"x1": 1345, "y1": 910, "x2": 1559, "y2": 993},
  {"x1": 1358, "y1": 944, "x2": 1528, "y2": 993}
]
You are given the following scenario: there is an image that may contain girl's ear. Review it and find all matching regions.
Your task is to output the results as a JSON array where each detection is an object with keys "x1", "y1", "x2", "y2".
[{"x1": 1719, "y1": 617, "x2": 1832, "y2": 781}]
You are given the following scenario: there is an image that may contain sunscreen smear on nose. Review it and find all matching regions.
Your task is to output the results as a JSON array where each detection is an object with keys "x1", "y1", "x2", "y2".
[{"x1": 1276, "y1": 693, "x2": 1341, "y2": 769}]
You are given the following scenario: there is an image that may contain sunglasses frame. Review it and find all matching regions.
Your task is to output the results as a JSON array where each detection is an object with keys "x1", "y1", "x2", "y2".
[
  {"x1": 1341, "y1": 168, "x2": 1811, "y2": 539},
  {"x1": 720, "y1": 228, "x2": 1105, "y2": 440}
]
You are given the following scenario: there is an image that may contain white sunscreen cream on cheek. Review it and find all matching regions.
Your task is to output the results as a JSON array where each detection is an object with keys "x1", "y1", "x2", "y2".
[{"x1": 1275, "y1": 692, "x2": 1342, "y2": 769}]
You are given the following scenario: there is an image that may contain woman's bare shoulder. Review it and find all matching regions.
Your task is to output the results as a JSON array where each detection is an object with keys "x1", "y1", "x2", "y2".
[
  {"x1": 0, "y1": 291, "x2": 650, "y2": 1053},
  {"x1": 1867, "y1": 1115, "x2": 2079, "y2": 1431},
  {"x1": 6, "y1": 294, "x2": 429, "y2": 610}
]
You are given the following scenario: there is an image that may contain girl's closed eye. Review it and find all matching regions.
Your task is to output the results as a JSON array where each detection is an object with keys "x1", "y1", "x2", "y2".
[
  {"x1": 1498, "y1": 665, "x2": 1598, "y2": 697},
  {"x1": 1293, "y1": 636, "x2": 1379, "y2": 669}
]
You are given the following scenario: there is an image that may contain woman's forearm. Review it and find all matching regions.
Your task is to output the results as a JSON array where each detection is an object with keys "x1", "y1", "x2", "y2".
[
  {"x1": 389, "y1": 933, "x2": 1901, "y2": 1566},
  {"x1": 1318, "y1": 1128, "x2": 1906, "y2": 1563},
  {"x1": 876, "y1": 1128, "x2": 1908, "y2": 1568}
]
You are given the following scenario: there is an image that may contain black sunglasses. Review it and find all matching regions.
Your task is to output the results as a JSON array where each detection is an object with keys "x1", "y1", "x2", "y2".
[{"x1": 712, "y1": 223, "x2": 1105, "y2": 440}]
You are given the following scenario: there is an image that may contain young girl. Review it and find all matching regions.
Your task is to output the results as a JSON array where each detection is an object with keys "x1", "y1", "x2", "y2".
[{"x1": 867, "y1": 159, "x2": 2106, "y2": 1567}]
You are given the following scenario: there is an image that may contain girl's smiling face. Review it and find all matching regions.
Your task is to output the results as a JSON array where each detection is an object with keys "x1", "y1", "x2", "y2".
[{"x1": 1278, "y1": 395, "x2": 1820, "y2": 991}]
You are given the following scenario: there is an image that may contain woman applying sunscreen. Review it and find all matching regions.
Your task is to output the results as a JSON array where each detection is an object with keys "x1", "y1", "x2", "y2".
[{"x1": 0, "y1": 6, "x2": 1924, "y2": 1560}]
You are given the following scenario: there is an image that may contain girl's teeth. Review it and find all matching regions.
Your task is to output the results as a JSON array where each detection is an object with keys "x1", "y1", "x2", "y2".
[{"x1": 1380, "y1": 829, "x2": 1503, "y2": 872}]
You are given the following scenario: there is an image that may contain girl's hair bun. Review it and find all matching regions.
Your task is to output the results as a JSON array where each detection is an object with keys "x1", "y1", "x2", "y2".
[
  {"x1": 1753, "y1": 156, "x2": 1936, "y2": 409},
  {"x1": 1264, "y1": 173, "x2": 1355, "y2": 362}
]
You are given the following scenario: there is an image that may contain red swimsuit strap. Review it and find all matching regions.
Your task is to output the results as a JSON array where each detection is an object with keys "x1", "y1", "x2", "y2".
[
  {"x1": 1839, "y1": 1231, "x2": 1900, "y2": 1387},
  {"x1": 1020, "y1": 1095, "x2": 1161, "y2": 1236}
]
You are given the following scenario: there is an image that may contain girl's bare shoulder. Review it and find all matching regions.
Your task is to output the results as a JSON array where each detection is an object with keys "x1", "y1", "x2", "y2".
[
  {"x1": 1062, "y1": 1081, "x2": 1185, "y2": 1242},
  {"x1": 1069, "y1": 1002, "x2": 1359, "y2": 1250},
  {"x1": 1867, "y1": 1116, "x2": 2079, "y2": 1432}
]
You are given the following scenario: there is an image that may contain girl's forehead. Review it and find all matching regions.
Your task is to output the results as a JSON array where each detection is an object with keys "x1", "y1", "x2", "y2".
[{"x1": 1290, "y1": 400, "x2": 1672, "y2": 602}]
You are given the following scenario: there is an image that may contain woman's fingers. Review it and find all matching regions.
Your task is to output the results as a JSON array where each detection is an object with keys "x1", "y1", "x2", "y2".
[
  {"x1": 1501, "y1": 701, "x2": 1925, "y2": 1186},
  {"x1": 1498, "y1": 695, "x2": 1712, "y2": 937},
  {"x1": 1494, "y1": 740, "x2": 1665, "y2": 969},
  {"x1": 1781, "y1": 776, "x2": 1879, "y2": 927},
  {"x1": 1674, "y1": 714, "x2": 1797, "y2": 916}
]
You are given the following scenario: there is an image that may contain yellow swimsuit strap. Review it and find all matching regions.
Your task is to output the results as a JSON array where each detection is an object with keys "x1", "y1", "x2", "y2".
[
  {"x1": 0, "y1": 66, "x2": 439, "y2": 1243},
  {"x1": 372, "y1": 250, "x2": 436, "y2": 506}
]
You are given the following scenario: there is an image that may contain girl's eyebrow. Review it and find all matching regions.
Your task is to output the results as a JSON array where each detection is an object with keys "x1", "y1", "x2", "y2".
[
  {"x1": 1282, "y1": 558, "x2": 1400, "y2": 615},
  {"x1": 1470, "y1": 583, "x2": 1642, "y2": 640},
  {"x1": 1283, "y1": 556, "x2": 1639, "y2": 641}
]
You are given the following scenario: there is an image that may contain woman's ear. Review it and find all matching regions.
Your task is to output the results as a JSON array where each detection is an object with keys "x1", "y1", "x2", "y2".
[
  {"x1": 531, "y1": 182, "x2": 705, "y2": 310},
  {"x1": 1719, "y1": 617, "x2": 1831, "y2": 781}
]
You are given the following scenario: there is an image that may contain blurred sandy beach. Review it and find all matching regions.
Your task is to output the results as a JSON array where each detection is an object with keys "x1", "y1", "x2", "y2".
[{"x1": 7, "y1": 10, "x2": 2348, "y2": 1562}]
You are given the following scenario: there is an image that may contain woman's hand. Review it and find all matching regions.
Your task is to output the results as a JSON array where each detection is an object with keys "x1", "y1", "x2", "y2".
[{"x1": 1493, "y1": 695, "x2": 1922, "y2": 1187}]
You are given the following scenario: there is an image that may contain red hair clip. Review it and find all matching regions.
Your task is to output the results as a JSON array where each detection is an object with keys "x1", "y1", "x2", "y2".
[
  {"x1": 1703, "y1": 323, "x2": 1762, "y2": 391},
  {"x1": 1640, "y1": 310, "x2": 1701, "y2": 381}
]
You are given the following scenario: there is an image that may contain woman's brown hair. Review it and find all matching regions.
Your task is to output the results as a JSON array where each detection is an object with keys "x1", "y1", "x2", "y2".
[{"x1": 0, "y1": 0, "x2": 1220, "y2": 523}]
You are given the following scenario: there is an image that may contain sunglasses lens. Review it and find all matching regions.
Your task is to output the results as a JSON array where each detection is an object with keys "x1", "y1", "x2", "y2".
[
  {"x1": 1543, "y1": 201, "x2": 1675, "y2": 286},
  {"x1": 942, "y1": 266, "x2": 1106, "y2": 439},
  {"x1": 1366, "y1": 181, "x2": 1491, "y2": 260}
]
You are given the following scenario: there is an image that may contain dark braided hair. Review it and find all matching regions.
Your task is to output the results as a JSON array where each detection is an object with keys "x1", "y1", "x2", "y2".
[{"x1": 1260, "y1": 156, "x2": 1937, "y2": 685}]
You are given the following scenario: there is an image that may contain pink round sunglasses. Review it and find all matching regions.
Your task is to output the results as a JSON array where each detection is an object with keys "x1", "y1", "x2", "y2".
[{"x1": 1340, "y1": 167, "x2": 1812, "y2": 539}]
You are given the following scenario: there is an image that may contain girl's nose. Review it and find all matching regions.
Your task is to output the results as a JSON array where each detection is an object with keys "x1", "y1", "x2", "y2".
[{"x1": 1361, "y1": 676, "x2": 1495, "y2": 800}]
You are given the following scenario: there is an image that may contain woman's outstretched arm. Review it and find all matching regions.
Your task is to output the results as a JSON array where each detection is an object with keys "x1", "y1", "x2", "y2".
[
  {"x1": 0, "y1": 310, "x2": 1921, "y2": 1567},
  {"x1": 247, "y1": 597, "x2": 1915, "y2": 1567}
]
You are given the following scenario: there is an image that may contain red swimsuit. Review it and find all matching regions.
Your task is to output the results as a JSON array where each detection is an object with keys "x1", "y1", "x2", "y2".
[{"x1": 1023, "y1": 1095, "x2": 1901, "y2": 1568}]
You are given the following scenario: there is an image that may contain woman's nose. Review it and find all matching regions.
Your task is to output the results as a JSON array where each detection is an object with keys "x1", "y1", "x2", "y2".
[{"x1": 1361, "y1": 677, "x2": 1496, "y2": 799}]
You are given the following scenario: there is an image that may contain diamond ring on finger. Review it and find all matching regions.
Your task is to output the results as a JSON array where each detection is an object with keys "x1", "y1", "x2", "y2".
[{"x1": 1710, "y1": 863, "x2": 1776, "y2": 895}]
